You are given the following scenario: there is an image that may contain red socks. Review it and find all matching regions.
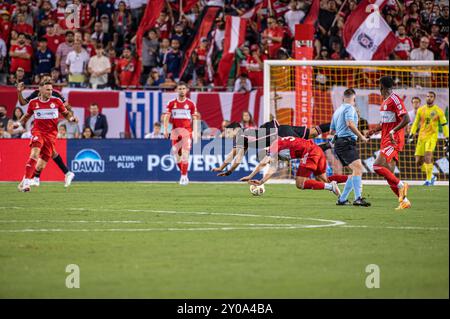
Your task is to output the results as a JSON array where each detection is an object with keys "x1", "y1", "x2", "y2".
[
  {"x1": 180, "y1": 161, "x2": 188, "y2": 176},
  {"x1": 374, "y1": 165, "x2": 400, "y2": 196},
  {"x1": 25, "y1": 158, "x2": 37, "y2": 179},
  {"x1": 303, "y1": 180, "x2": 325, "y2": 190},
  {"x1": 328, "y1": 175, "x2": 348, "y2": 183}
]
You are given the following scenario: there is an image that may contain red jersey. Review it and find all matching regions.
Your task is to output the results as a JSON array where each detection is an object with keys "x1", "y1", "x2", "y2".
[
  {"x1": 13, "y1": 22, "x2": 33, "y2": 36},
  {"x1": 195, "y1": 47, "x2": 207, "y2": 66},
  {"x1": 263, "y1": 26, "x2": 284, "y2": 58},
  {"x1": 269, "y1": 137, "x2": 318, "y2": 160},
  {"x1": 380, "y1": 93, "x2": 407, "y2": 150},
  {"x1": 166, "y1": 98, "x2": 197, "y2": 131},
  {"x1": 44, "y1": 34, "x2": 65, "y2": 54},
  {"x1": 394, "y1": 36, "x2": 413, "y2": 60},
  {"x1": 9, "y1": 44, "x2": 33, "y2": 72},
  {"x1": 0, "y1": 20, "x2": 12, "y2": 42},
  {"x1": 117, "y1": 57, "x2": 136, "y2": 86},
  {"x1": 27, "y1": 97, "x2": 68, "y2": 138}
]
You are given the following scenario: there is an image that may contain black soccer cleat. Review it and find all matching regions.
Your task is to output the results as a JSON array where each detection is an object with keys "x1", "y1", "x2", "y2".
[
  {"x1": 336, "y1": 199, "x2": 350, "y2": 206},
  {"x1": 353, "y1": 197, "x2": 371, "y2": 207}
]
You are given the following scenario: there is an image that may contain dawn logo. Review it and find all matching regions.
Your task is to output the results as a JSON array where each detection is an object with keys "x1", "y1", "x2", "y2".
[{"x1": 71, "y1": 149, "x2": 105, "y2": 173}]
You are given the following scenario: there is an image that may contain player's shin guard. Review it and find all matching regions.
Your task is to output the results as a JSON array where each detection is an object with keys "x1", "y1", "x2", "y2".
[
  {"x1": 328, "y1": 175, "x2": 348, "y2": 183},
  {"x1": 374, "y1": 165, "x2": 400, "y2": 197},
  {"x1": 303, "y1": 180, "x2": 325, "y2": 190},
  {"x1": 339, "y1": 176, "x2": 353, "y2": 201},
  {"x1": 53, "y1": 154, "x2": 69, "y2": 174},
  {"x1": 25, "y1": 158, "x2": 37, "y2": 179}
]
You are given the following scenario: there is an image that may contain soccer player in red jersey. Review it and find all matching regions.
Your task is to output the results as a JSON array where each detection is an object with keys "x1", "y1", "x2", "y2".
[
  {"x1": 366, "y1": 76, "x2": 411, "y2": 210},
  {"x1": 15, "y1": 80, "x2": 78, "y2": 192},
  {"x1": 163, "y1": 82, "x2": 199, "y2": 185},
  {"x1": 241, "y1": 136, "x2": 342, "y2": 197}
]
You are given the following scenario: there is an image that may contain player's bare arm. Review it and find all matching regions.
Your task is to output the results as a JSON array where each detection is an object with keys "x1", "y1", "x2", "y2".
[
  {"x1": 163, "y1": 112, "x2": 170, "y2": 139},
  {"x1": 347, "y1": 120, "x2": 368, "y2": 142},
  {"x1": 17, "y1": 82, "x2": 29, "y2": 106},
  {"x1": 212, "y1": 147, "x2": 238, "y2": 173},
  {"x1": 16, "y1": 113, "x2": 32, "y2": 129},
  {"x1": 192, "y1": 112, "x2": 200, "y2": 143},
  {"x1": 389, "y1": 113, "x2": 410, "y2": 144},
  {"x1": 218, "y1": 148, "x2": 247, "y2": 176},
  {"x1": 240, "y1": 155, "x2": 272, "y2": 182},
  {"x1": 249, "y1": 157, "x2": 278, "y2": 186}
]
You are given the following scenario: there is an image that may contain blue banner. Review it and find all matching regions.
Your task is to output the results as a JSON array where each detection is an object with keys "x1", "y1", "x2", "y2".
[{"x1": 67, "y1": 139, "x2": 259, "y2": 181}]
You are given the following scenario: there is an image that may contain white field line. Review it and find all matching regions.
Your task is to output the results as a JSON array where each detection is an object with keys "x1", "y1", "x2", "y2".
[{"x1": 0, "y1": 206, "x2": 447, "y2": 232}]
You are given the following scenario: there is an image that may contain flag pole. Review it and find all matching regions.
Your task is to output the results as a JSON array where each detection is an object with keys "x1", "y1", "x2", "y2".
[{"x1": 330, "y1": 0, "x2": 348, "y2": 29}]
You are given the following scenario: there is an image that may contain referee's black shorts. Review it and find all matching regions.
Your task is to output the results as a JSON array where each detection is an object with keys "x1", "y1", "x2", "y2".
[{"x1": 334, "y1": 137, "x2": 360, "y2": 167}]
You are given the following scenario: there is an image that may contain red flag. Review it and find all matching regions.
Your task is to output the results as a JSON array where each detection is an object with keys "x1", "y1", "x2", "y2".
[
  {"x1": 132, "y1": 0, "x2": 165, "y2": 87},
  {"x1": 303, "y1": 0, "x2": 320, "y2": 25},
  {"x1": 343, "y1": 0, "x2": 398, "y2": 60},
  {"x1": 170, "y1": 0, "x2": 199, "y2": 14},
  {"x1": 215, "y1": 16, "x2": 247, "y2": 87}
]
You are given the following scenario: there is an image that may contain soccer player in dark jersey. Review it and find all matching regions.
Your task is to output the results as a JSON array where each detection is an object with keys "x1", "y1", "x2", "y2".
[
  {"x1": 212, "y1": 120, "x2": 332, "y2": 177},
  {"x1": 16, "y1": 78, "x2": 75, "y2": 187}
]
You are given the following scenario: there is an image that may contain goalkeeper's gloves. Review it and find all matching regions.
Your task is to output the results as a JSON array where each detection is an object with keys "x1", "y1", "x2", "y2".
[{"x1": 407, "y1": 134, "x2": 414, "y2": 144}]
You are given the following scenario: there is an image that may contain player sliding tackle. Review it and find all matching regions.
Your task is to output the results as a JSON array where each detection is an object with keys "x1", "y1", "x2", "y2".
[
  {"x1": 212, "y1": 120, "x2": 332, "y2": 177},
  {"x1": 365, "y1": 76, "x2": 411, "y2": 210},
  {"x1": 240, "y1": 136, "x2": 342, "y2": 197},
  {"x1": 16, "y1": 77, "x2": 75, "y2": 187},
  {"x1": 163, "y1": 82, "x2": 199, "y2": 186},
  {"x1": 16, "y1": 80, "x2": 78, "y2": 192}
]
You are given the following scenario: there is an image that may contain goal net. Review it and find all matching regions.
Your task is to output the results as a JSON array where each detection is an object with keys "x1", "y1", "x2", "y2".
[{"x1": 263, "y1": 60, "x2": 449, "y2": 183}]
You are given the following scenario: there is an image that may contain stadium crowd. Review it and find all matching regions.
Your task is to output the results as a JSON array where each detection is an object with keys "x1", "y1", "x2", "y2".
[{"x1": 0, "y1": 0, "x2": 448, "y2": 91}]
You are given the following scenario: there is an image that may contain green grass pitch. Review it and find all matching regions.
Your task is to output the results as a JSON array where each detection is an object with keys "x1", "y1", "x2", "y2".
[{"x1": 0, "y1": 182, "x2": 448, "y2": 298}]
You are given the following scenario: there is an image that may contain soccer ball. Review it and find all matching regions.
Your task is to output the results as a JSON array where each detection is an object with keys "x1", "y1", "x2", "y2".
[{"x1": 250, "y1": 184, "x2": 265, "y2": 196}]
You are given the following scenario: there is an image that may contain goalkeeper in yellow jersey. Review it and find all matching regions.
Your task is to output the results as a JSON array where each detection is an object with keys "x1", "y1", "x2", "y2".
[{"x1": 408, "y1": 91, "x2": 449, "y2": 186}]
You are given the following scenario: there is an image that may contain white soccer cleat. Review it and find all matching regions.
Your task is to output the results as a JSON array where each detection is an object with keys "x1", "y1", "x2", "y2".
[
  {"x1": 330, "y1": 181, "x2": 341, "y2": 197},
  {"x1": 30, "y1": 177, "x2": 40, "y2": 187},
  {"x1": 65, "y1": 171, "x2": 75, "y2": 188},
  {"x1": 179, "y1": 175, "x2": 189, "y2": 186},
  {"x1": 19, "y1": 178, "x2": 31, "y2": 192}
]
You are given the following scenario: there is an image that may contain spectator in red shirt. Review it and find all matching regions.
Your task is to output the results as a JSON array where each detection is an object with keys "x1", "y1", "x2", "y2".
[
  {"x1": 262, "y1": 16, "x2": 284, "y2": 59},
  {"x1": 393, "y1": 25, "x2": 414, "y2": 60},
  {"x1": 74, "y1": 0, "x2": 95, "y2": 33},
  {"x1": 83, "y1": 32, "x2": 97, "y2": 57},
  {"x1": 115, "y1": 46, "x2": 136, "y2": 88},
  {"x1": 246, "y1": 44, "x2": 266, "y2": 88},
  {"x1": 43, "y1": 24, "x2": 65, "y2": 54},
  {"x1": 9, "y1": 33, "x2": 32, "y2": 74},
  {"x1": 0, "y1": 10, "x2": 12, "y2": 43},
  {"x1": 13, "y1": 12, "x2": 33, "y2": 36},
  {"x1": 54, "y1": 0, "x2": 67, "y2": 23}
]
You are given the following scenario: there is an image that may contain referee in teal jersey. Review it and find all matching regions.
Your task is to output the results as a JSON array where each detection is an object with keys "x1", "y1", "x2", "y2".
[{"x1": 330, "y1": 88, "x2": 371, "y2": 207}]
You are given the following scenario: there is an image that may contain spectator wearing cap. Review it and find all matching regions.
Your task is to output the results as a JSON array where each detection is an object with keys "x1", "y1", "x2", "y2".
[
  {"x1": 429, "y1": 22, "x2": 444, "y2": 59},
  {"x1": 0, "y1": 10, "x2": 12, "y2": 43},
  {"x1": 35, "y1": 38, "x2": 55, "y2": 75},
  {"x1": 234, "y1": 73, "x2": 252, "y2": 93},
  {"x1": 88, "y1": 44, "x2": 111, "y2": 89},
  {"x1": 66, "y1": 40, "x2": 89, "y2": 87},
  {"x1": 145, "y1": 68, "x2": 165, "y2": 88},
  {"x1": 43, "y1": 24, "x2": 64, "y2": 54},
  {"x1": 163, "y1": 39, "x2": 183, "y2": 80},
  {"x1": 246, "y1": 44, "x2": 266, "y2": 88},
  {"x1": 141, "y1": 28, "x2": 159, "y2": 85},
  {"x1": 171, "y1": 22, "x2": 188, "y2": 50},
  {"x1": 9, "y1": 33, "x2": 32, "y2": 77},
  {"x1": 262, "y1": 16, "x2": 284, "y2": 59},
  {"x1": 91, "y1": 21, "x2": 111, "y2": 48},
  {"x1": 115, "y1": 46, "x2": 136, "y2": 88},
  {"x1": 393, "y1": 25, "x2": 414, "y2": 60},
  {"x1": 55, "y1": 30, "x2": 75, "y2": 78}
]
